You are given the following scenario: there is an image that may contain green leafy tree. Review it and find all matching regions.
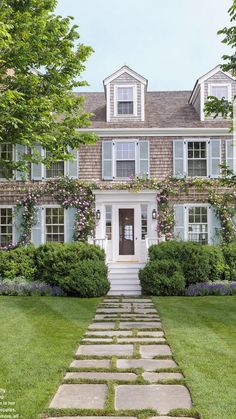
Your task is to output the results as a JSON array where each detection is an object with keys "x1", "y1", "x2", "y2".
[
  {"x1": 205, "y1": 1, "x2": 236, "y2": 119},
  {"x1": 0, "y1": 0, "x2": 97, "y2": 176}
]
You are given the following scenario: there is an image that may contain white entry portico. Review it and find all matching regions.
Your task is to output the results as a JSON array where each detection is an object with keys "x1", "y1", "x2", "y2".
[{"x1": 93, "y1": 190, "x2": 158, "y2": 263}]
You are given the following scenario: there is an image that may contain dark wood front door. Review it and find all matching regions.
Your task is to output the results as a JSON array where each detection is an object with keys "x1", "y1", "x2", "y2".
[{"x1": 119, "y1": 209, "x2": 134, "y2": 255}]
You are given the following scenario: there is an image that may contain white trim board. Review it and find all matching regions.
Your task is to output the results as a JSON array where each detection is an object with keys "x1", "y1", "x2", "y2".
[{"x1": 78, "y1": 127, "x2": 230, "y2": 137}]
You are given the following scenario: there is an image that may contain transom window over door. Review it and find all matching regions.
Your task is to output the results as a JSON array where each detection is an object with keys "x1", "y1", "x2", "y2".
[
  {"x1": 188, "y1": 142, "x2": 207, "y2": 176},
  {"x1": 188, "y1": 207, "x2": 208, "y2": 244},
  {"x1": 117, "y1": 86, "x2": 134, "y2": 115},
  {"x1": 116, "y1": 142, "x2": 136, "y2": 178}
]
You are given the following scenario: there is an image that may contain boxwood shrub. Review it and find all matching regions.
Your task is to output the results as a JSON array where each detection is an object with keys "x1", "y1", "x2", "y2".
[
  {"x1": 148, "y1": 241, "x2": 226, "y2": 286},
  {"x1": 0, "y1": 245, "x2": 36, "y2": 281},
  {"x1": 222, "y1": 244, "x2": 236, "y2": 281},
  {"x1": 139, "y1": 259, "x2": 185, "y2": 296}
]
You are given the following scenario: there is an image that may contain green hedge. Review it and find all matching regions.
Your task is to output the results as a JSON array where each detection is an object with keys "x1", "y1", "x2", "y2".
[
  {"x1": 0, "y1": 242, "x2": 109, "y2": 297},
  {"x1": 222, "y1": 244, "x2": 236, "y2": 281},
  {"x1": 0, "y1": 246, "x2": 36, "y2": 281},
  {"x1": 148, "y1": 241, "x2": 226, "y2": 286},
  {"x1": 139, "y1": 259, "x2": 185, "y2": 296}
]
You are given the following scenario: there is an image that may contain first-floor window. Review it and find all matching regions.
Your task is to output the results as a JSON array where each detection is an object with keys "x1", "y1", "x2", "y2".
[
  {"x1": 45, "y1": 151, "x2": 64, "y2": 178},
  {"x1": 0, "y1": 144, "x2": 13, "y2": 179},
  {"x1": 105, "y1": 205, "x2": 112, "y2": 240},
  {"x1": 45, "y1": 208, "x2": 64, "y2": 242},
  {"x1": 188, "y1": 207, "x2": 208, "y2": 244},
  {"x1": 141, "y1": 204, "x2": 148, "y2": 240},
  {"x1": 0, "y1": 208, "x2": 13, "y2": 246}
]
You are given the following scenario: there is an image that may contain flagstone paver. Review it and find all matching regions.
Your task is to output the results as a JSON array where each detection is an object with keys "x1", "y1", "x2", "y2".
[
  {"x1": 49, "y1": 384, "x2": 107, "y2": 409},
  {"x1": 76, "y1": 344, "x2": 134, "y2": 356},
  {"x1": 65, "y1": 372, "x2": 137, "y2": 381},
  {"x1": 115, "y1": 384, "x2": 191, "y2": 413},
  {"x1": 143, "y1": 372, "x2": 184, "y2": 381},
  {"x1": 47, "y1": 296, "x2": 193, "y2": 417}
]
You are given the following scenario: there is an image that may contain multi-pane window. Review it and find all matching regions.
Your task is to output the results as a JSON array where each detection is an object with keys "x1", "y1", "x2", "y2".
[
  {"x1": 117, "y1": 87, "x2": 134, "y2": 115},
  {"x1": 188, "y1": 142, "x2": 207, "y2": 176},
  {"x1": 45, "y1": 152, "x2": 64, "y2": 178},
  {"x1": 0, "y1": 208, "x2": 13, "y2": 247},
  {"x1": 141, "y1": 204, "x2": 148, "y2": 240},
  {"x1": 105, "y1": 205, "x2": 112, "y2": 240},
  {"x1": 45, "y1": 208, "x2": 64, "y2": 242},
  {"x1": 0, "y1": 144, "x2": 13, "y2": 178},
  {"x1": 210, "y1": 85, "x2": 229, "y2": 100},
  {"x1": 188, "y1": 207, "x2": 208, "y2": 244},
  {"x1": 116, "y1": 142, "x2": 136, "y2": 178}
]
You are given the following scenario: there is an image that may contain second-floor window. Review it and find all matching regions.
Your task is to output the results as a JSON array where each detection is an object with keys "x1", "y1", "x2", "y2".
[
  {"x1": 0, "y1": 144, "x2": 13, "y2": 179},
  {"x1": 188, "y1": 142, "x2": 207, "y2": 176},
  {"x1": 45, "y1": 151, "x2": 64, "y2": 178},
  {"x1": 116, "y1": 142, "x2": 135, "y2": 178}
]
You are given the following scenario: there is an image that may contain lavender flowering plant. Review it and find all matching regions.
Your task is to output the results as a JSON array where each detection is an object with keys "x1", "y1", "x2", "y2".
[{"x1": 185, "y1": 281, "x2": 236, "y2": 297}]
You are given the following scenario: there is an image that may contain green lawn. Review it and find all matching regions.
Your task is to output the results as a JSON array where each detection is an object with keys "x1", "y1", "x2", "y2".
[
  {"x1": 0, "y1": 296, "x2": 100, "y2": 419},
  {"x1": 154, "y1": 296, "x2": 236, "y2": 419}
]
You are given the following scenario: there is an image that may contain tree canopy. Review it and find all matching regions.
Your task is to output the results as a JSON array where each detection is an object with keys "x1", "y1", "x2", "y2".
[
  {"x1": 0, "y1": 0, "x2": 97, "y2": 176},
  {"x1": 205, "y1": 0, "x2": 236, "y2": 120}
]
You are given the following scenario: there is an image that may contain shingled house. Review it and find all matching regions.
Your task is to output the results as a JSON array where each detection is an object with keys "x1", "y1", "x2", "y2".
[{"x1": 0, "y1": 65, "x2": 235, "y2": 294}]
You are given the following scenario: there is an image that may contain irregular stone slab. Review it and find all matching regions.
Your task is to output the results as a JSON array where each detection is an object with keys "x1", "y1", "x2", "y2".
[
  {"x1": 151, "y1": 417, "x2": 194, "y2": 419},
  {"x1": 143, "y1": 372, "x2": 184, "y2": 382},
  {"x1": 120, "y1": 322, "x2": 162, "y2": 329},
  {"x1": 140, "y1": 345, "x2": 172, "y2": 358},
  {"x1": 117, "y1": 359, "x2": 177, "y2": 371},
  {"x1": 85, "y1": 331, "x2": 132, "y2": 337},
  {"x1": 115, "y1": 385, "x2": 191, "y2": 413},
  {"x1": 134, "y1": 309, "x2": 157, "y2": 313},
  {"x1": 65, "y1": 372, "x2": 137, "y2": 381},
  {"x1": 117, "y1": 338, "x2": 166, "y2": 343},
  {"x1": 70, "y1": 359, "x2": 110, "y2": 369},
  {"x1": 49, "y1": 384, "x2": 107, "y2": 409},
  {"x1": 49, "y1": 417, "x2": 137, "y2": 419},
  {"x1": 103, "y1": 299, "x2": 120, "y2": 302},
  {"x1": 138, "y1": 331, "x2": 164, "y2": 337},
  {"x1": 121, "y1": 299, "x2": 153, "y2": 303},
  {"x1": 88, "y1": 323, "x2": 115, "y2": 330},
  {"x1": 97, "y1": 308, "x2": 131, "y2": 313},
  {"x1": 82, "y1": 338, "x2": 113, "y2": 343},
  {"x1": 77, "y1": 344, "x2": 133, "y2": 357}
]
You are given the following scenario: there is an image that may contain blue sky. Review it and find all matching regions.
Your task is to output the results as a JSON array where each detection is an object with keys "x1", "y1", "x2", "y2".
[{"x1": 56, "y1": 0, "x2": 232, "y2": 92}]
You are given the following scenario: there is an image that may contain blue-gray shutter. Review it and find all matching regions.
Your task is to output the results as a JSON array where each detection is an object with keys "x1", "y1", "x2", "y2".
[
  {"x1": 226, "y1": 139, "x2": 234, "y2": 171},
  {"x1": 65, "y1": 207, "x2": 77, "y2": 242},
  {"x1": 173, "y1": 140, "x2": 185, "y2": 177},
  {"x1": 31, "y1": 206, "x2": 43, "y2": 246},
  {"x1": 14, "y1": 207, "x2": 24, "y2": 243},
  {"x1": 139, "y1": 141, "x2": 149, "y2": 177},
  {"x1": 15, "y1": 144, "x2": 27, "y2": 181},
  {"x1": 102, "y1": 141, "x2": 113, "y2": 180},
  {"x1": 31, "y1": 145, "x2": 43, "y2": 180},
  {"x1": 66, "y1": 147, "x2": 78, "y2": 179},
  {"x1": 209, "y1": 207, "x2": 221, "y2": 245},
  {"x1": 209, "y1": 140, "x2": 221, "y2": 177},
  {"x1": 174, "y1": 205, "x2": 185, "y2": 240}
]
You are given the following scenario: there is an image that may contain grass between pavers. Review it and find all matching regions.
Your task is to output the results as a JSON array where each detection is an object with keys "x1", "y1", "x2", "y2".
[
  {"x1": 0, "y1": 296, "x2": 100, "y2": 419},
  {"x1": 154, "y1": 296, "x2": 236, "y2": 419}
]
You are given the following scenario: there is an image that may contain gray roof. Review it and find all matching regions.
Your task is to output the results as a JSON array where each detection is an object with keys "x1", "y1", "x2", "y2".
[{"x1": 77, "y1": 91, "x2": 229, "y2": 128}]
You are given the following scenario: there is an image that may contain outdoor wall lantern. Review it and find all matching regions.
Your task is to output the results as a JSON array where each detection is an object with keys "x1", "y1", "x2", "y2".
[
  {"x1": 152, "y1": 209, "x2": 157, "y2": 220},
  {"x1": 96, "y1": 209, "x2": 101, "y2": 220}
]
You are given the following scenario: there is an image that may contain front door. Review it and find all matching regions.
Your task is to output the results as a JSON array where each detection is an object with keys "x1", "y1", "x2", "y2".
[{"x1": 119, "y1": 209, "x2": 134, "y2": 255}]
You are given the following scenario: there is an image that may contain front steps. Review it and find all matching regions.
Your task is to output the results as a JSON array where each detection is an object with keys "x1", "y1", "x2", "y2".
[{"x1": 107, "y1": 262, "x2": 145, "y2": 295}]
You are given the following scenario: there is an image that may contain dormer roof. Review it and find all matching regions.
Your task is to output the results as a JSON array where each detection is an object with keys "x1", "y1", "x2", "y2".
[{"x1": 103, "y1": 65, "x2": 148, "y2": 87}]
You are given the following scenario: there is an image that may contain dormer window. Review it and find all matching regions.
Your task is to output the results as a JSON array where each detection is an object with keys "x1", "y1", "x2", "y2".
[
  {"x1": 209, "y1": 84, "x2": 231, "y2": 101},
  {"x1": 114, "y1": 85, "x2": 137, "y2": 116}
]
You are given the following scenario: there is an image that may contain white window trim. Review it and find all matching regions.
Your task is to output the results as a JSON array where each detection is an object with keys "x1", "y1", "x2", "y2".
[
  {"x1": 182, "y1": 204, "x2": 210, "y2": 243},
  {"x1": 43, "y1": 158, "x2": 66, "y2": 180},
  {"x1": 114, "y1": 84, "x2": 138, "y2": 117},
  {"x1": 0, "y1": 205, "x2": 15, "y2": 244},
  {"x1": 208, "y1": 83, "x2": 232, "y2": 101},
  {"x1": 112, "y1": 139, "x2": 138, "y2": 180},
  {"x1": 184, "y1": 138, "x2": 210, "y2": 178},
  {"x1": 43, "y1": 205, "x2": 66, "y2": 244}
]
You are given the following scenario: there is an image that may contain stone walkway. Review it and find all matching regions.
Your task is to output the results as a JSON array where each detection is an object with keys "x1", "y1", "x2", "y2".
[{"x1": 47, "y1": 297, "x2": 194, "y2": 419}]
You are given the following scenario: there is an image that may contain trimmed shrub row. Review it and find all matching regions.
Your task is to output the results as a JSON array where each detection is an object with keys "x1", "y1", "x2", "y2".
[
  {"x1": 139, "y1": 241, "x2": 236, "y2": 296},
  {"x1": 0, "y1": 242, "x2": 109, "y2": 297}
]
